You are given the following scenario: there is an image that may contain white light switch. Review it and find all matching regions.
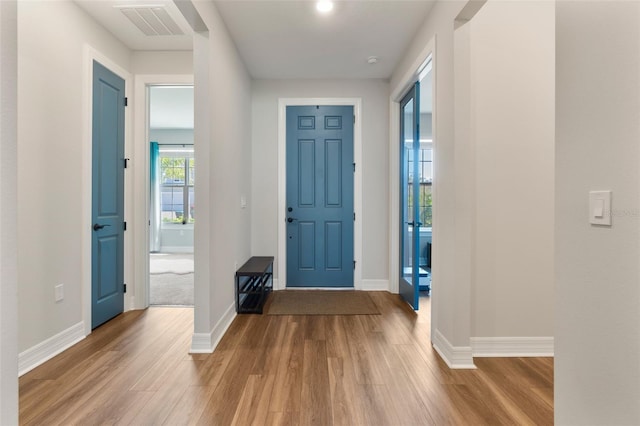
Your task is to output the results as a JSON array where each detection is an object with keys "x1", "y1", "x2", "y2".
[
  {"x1": 593, "y1": 199, "x2": 604, "y2": 218},
  {"x1": 589, "y1": 190, "x2": 611, "y2": 226}
]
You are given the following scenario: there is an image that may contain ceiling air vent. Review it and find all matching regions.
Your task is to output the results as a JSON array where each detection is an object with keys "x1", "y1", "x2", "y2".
[{"x1": 120, "y1": 6, "x2": 184, "y2": 36}]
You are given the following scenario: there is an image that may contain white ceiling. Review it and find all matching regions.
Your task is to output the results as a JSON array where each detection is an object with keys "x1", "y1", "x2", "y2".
[
  {"x1": 75, "y1": 0, "x2": 435, "y2": 80},
  {"x1": 214, "y1": 0, "x2": 436, "y2": 79},
  {"x1": 149, "y1": 86, "x2": 194, "y2": 129},
  {"x1": 74, "y1": 0, "x2": 193, "y2": 51}
]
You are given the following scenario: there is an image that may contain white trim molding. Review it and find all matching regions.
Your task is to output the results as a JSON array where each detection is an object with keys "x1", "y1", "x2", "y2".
[
  {"x1": 277, "y1": 98, "x2": 363, "y2": 290},
  {"x1": 471, "y1": 337, "x2": 554, "y2": 357},
  {"x1": 190, "y1": 333, "x2": 214, "y2": 354},
  {"x1": 389, "y1": 37, "x2": 439, "y2": 345},
  {"x1": 361, "y1": 279, "x2": 389, "y2": 291},
  {"x1": 158, "y1": 246, "x2": 194, "y2": 254},
  {"x1": 273, "y1": 278, "x2": 282, "y2": 291},
  {"x1": 432, "y1": 329, "x2": 476, "y2": 369},
  {"x1": 190, "y1": 302, "x2": 236, "y2": 353},
  {"x1": 19, "y1": 322, "x2": 85, "y2": 376},
  {"x1": 132, "y1": 74, "x2": 194, "y2": 310}
]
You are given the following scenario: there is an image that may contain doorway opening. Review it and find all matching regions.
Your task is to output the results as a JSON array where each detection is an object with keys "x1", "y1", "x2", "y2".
[
  {"x1": 417, "y1": 58, "x2": 434, "y2": 297},
  {"x1": 148, "y1": 85, "x2": 195, "y2": 306},
  {"x1": 398, "y1": 54, "x2": 434, "y2": 310}
]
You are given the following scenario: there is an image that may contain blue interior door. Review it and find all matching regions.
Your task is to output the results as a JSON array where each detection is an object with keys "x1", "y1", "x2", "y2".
[
  {"x1": 399, "y1": 82, "x2": 421, "y2": 309},
  {"x1": 92, "y1": 61, "x2": 125, "y2": 329},
  {"x1": 286, "y1": 106, "x2": 354, "y2": 287}
]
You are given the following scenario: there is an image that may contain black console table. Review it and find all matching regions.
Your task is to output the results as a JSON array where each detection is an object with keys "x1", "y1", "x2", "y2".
[{"x1": 235, "y1": 256, "x2": 273, "y2": 314}]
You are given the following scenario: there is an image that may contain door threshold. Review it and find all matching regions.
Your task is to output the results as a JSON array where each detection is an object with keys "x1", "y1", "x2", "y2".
[{"x1": 283, "y1": 287, "x2": 356, "y2": 291}]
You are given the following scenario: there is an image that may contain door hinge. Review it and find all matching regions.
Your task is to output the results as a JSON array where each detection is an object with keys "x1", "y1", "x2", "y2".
[
  {"x1": 353, "y1": 260, "x2": 356, "y2": 270},
  {"x1": 353, "y1": 115, "x2": 355, "y2": 124},
  {"x1": 124, "y1": 158, "x2": 129, "y2": 168},
  {"x1": 353, "y1": 162, "x2": 356, "y2": 172},
  {"x1": 353, "y1": 212, "x2": 356, "y2": 221},
  {"x1": 124, "y1": 97, "x2": 128, "y2": 107},
  {"x1": 123, "y1": 283, "x2": 127, "y2": 293},
  {"x1": 123, "y1": 221, "x2": 127, "y2": 231}
]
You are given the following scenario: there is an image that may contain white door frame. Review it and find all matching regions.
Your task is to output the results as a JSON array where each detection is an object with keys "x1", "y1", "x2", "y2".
[
  {"x1": 277, "y1": 98, "x2": 362, "y2": 290},
  {"x1": 389, "y1": 37, "x2": 436, "y2": 332},
  {"x1": 132, "y1": 74, "x2": 194, "y2": 310}
]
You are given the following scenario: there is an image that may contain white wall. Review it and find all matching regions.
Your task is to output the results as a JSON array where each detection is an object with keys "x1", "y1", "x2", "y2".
[
  {"x1": 131, "y1": 51, "x2": 193, "y2": 75},
  {"x1": 391, "y1": 0, "x2": 554, "y2": 365},
  {"x1": 159, "y1": 226, "x2": 194, "y2": 252},
  {"x1": 469, "y1": 1, "x2": 555, "y2": 338},
  {"x1": 390, "y1": 1, "x2": 469, "y2": 357},
  {"x1": 191, "y1": 1, "x2": 252, "y2": 350},
  {"x1": 17, "y1": 1, "x2": 131, "y2": 351},
  {"x1": 149, "y1": 128, "x2": 194, "y2": 145},
  {"x1": 556, "y1": 2, "x2": 640, "y2": 424},
  {"x1": 0, "y1": 1, "x2": 18, "y2": 423},
  {"x1": 251, "y1": 79, "x2": 389, "y2": 285}
]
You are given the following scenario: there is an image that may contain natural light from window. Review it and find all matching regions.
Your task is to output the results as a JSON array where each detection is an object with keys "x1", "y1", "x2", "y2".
[{"x1": 159, "y1": 146, "x2": 194, "y2": 225}]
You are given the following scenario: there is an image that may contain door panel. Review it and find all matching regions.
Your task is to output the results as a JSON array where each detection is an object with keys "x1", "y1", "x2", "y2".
[
  {"x1": 299, "y1": 140, "x2": 316, "y2": 206},
  {"x1": 399, "y1": 82, "x2": 420, "y2": 309},
  {"x1": 298, "y1": 221, "x2": 316, "y2": 270},
  {"x1": 92, "y1": 61, "x2": 125, "y2": 329},
  {"x1": 325, "y1": 222, "x2": 342, "y2": 270},
  {"x1": 286, "y1": 105, "x2": 354, "y2": 287},
  {"x1": 97, "y1": 237, "x2": 118, "y2": 298},
  {"x1": 325, "y1": 140, "x2": 342, "y2": 206}
]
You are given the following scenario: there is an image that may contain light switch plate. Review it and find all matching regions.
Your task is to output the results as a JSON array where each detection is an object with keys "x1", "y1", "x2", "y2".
[{"x1": 589, "y1": 190, "x2": 611, "y2": 226}]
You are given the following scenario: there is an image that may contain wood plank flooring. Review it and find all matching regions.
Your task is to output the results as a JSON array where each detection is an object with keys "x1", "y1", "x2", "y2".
[{"x1": 19, "y1": 292, "x2": 553, "y2": 425}]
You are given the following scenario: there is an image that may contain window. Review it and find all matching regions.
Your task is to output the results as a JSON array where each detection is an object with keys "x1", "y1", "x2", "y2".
[
  {"x1": 159, "y1": 146, "x2": 194, "y2": 225},
  {"x1": 407, "y1": 144, "x2": 432, "y2": 227}
]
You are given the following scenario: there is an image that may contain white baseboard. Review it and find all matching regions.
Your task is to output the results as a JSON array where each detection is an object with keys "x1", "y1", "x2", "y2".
[
  {"x1": 19, "y1": 322, "x2": 86, "y2": 376},
  {"x1": 432, "y1": 329, "x2": 476, "y2": 369},
  {"x1": 190, "y1": 302, "x2": 236, "y2": 353},
  {"x1": 361, "y1": 279, "x2": 389, "y2": 291},
  {"x1": 159, "y1": 246, "x2": 194, "y2": 254},
  {"x1": 273, "y1": 278, "x2": 283, "y2": 290},
  {"x1": 471, "y1": 337, "x2": 554, "y2": 357},
  {"x1": 124, "y1": 295, "x2": 136, "y2": 312},
  {"x1": 190, "y1": 332, "x2": 213, "y2": 353}
]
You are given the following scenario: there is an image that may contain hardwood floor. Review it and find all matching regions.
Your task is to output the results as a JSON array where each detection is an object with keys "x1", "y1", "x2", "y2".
[{"x1": 19, "y1": 292, "x2": 553, "y2": 425}]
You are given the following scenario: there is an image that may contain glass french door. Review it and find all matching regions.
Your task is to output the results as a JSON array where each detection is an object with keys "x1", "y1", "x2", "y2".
[{"x1": 399, "y1": 82, "x2": 421, "y2": 309}]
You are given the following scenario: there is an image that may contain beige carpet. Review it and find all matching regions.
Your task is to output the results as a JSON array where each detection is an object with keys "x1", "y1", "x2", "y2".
[
  {"x1": 266, "y1": 290, "x2": 380, "y2": 315},
  {"x1": 150, "y1": 253, "x2": 194, "y2": 306},
  {"x1": 150, "y1": 272, "x2": 193, "y2": 306}
]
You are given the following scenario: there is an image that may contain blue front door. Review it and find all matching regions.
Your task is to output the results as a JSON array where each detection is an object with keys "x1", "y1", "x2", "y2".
[
  {"x1": 286, "y1": 105, "x2": 354, "y2": 287},
  {"x1": 92, "y1": 61, "x2": 125, "y2": 329}
]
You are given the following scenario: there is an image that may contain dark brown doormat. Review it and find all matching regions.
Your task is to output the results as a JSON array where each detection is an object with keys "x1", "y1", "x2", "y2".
[{"x1": 266, "y1": 290, "x2": 380, "y2": 315}]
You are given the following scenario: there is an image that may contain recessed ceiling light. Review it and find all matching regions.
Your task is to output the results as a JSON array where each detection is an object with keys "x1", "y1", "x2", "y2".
[
  {"x1": 316, "y1": 0, "x2": 334, "y2": 14},
  {"x1": 367, "y1": 56, "x2": 379, "y2": 64}
]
